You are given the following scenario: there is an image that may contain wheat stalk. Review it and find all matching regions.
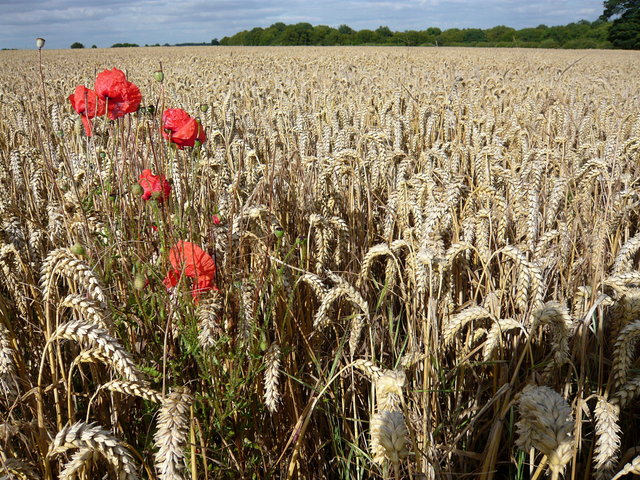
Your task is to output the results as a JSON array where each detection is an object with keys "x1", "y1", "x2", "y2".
[
  {"x1": 0, "y1": 459, "x2": 39, "y2": 480},
  {"x1": 611, "y1": 454, "x2": 640, "y2": 480}
]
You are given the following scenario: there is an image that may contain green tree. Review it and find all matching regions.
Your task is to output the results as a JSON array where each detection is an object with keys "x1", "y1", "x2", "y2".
[
  {"x1": 355, "y1": 29, "x2": 377, "y2": 44},
  {"x1": 437, "y1": 28, "x2": 465, "y2": 45},
  {"x1": 70, "y1": 42, "x2": 84, "y2": 49},
  {"x1": 376, "y1": 26, "x2": 393, "y2": 39},
  {"x1": 211, "y1": 38, "x2": 220, "y2": 45},
  {"x1": 463, "y1": 28, "x2": 486, "y2": 43},
  {"x1": 486, "y1": 25, "x2": 516, "y2": 43},
  {"x1": 601, "y1": 0, "x2": 640, "y2": 48}
]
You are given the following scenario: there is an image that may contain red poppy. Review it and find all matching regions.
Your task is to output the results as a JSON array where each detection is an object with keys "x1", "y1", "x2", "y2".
[
  {"x1": 163, "y1": 241, "x2": 216, "y2": 300},
  {"x1": 68, "y1": 85, "x2": 106, "y2": 136},
  {"x1": 94, "y1": 68, "x2": 142, "y2": 120},
  {"x1": 162, "y1": 108, "x2": 207, "y2": 149},
  {"x1": 138, "y1": 169, "x2": 171, "y2": 203}
]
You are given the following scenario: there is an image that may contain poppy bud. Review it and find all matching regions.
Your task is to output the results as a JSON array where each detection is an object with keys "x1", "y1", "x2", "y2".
[
  {"x1": 131, "y1": 184, "x2": 144, "y2": 196},
  {"x1": 133, "y1": 274, "x2": 147, "y2": 291},
  {"x1": 147, "y1": 104, "x2": 155, "y2": 114},
  {"x1": 274, "y1": 226, "x2": 284, "y2": 238},
  {"x1": 200, "y1": 104, "x2": 209, "y2": 113},
  {"x1": 154, "y1": 71, "x2": 164, "y2": 83},
  {"x1": 71, "y1": 243, "x2": 86, "y2": 256},
  {"x1": 36, "y1": 38, "x2": 45, "y2": 49},
  {"x1": 212, "y1": 214, "x2": 221, "y2": 225}
]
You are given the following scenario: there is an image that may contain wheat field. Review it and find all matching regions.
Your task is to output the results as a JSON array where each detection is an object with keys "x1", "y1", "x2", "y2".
[{"x1": 1, "y1": 45, "x2": 640, "y2": 479}]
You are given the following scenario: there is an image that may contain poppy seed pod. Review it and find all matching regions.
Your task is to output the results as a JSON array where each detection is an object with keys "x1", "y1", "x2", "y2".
[
  {"x1": 154, "y1": 70, "x2": 164, "y2": 83},
  {"x1": 36, "y1": 38, "x2": 45, "y2": 49},
  {"x1": 71, "y1": 243, "x2": 86, "y2": 256},
  {"x1": 133, "y1": 274, "x2": 147, "y2": 291}
]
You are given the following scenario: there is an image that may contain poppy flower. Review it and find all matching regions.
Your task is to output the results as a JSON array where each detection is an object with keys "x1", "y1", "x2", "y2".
[
  {"x1": 162, "y1": 108, "x2": 207, "y2": 149},
  {"x1": 94, "y1": 68, "x2": 142, "y2": 120},
  {"x1": 138, "y1": 169, "x2": 171, "y2": 203},
  {"x1": 163, "y1": 241, "x2": 216, "y2": 300},
  {"x1": 68, "y1": 85, "x2": 106, "y2": 136}
]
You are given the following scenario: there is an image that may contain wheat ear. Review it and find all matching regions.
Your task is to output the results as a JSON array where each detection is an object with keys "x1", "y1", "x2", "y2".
[
  {"x1": 613, "y1": 374, "x2": 640, "y2": 408},
  {"x1": 52, "y1": 319, "x2": 143, "y2": 382},
  {"x1": 515, "y1": 385, "x2": 574, "y2": 480},
  {"x1": 612, "y1": 319, "x2": 640, "y2": 389},
  {"x1": 58, "y1": 448, "x2": 95, "y2": 480},
  {"x1": 370, "y1": 410, "x2": 410, "y2": 474},
  {"x1": 0, "y1": 322, "x2": 19, "y2": 404},
  {"x1": 60, "y1": 293, "x2": 112, "y2": 331},
  {"x1": 195, "y1": 289, "x2": 223, "y2": 349},
  {"x1": 41, "y1": 248, "x2": 106, "y2": 304},
  {"x1": 353, "y1": 358, "x2": 384, "y2": 380},
  {"x1": 100, "y1": 380, "x2": 162, "y2": 404},
  {"x1": 263, "y1": 342, "x2": 281, "y2": 414},
  {"x1": 443, "y1": 305, "x2": 494, "y2": 347},
  {"x1": 154, "y1": 389, "x2": 192, "y2": 480},
  {"x1": 530, "y1": 301, "x2": 573, "y2": 371},
  {"x1": 482, "y1": 318, "x2": 523, "y2": 361},
  {"x1": 613, "y1": 232, "x2": 640, "y2": 273},
  {"x1": 48, "y1": 421, "x2": 138, "y2": 480},
  {"x1": 593, "y1": 396, "x2": 621, "y2": 479},
  {"x1": 375, "y1": 370, "x2": 406, "y2": 413}
]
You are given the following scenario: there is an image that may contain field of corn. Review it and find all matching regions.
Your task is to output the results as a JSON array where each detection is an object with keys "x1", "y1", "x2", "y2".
[{"x1": 1, "y1": 45, "x2": 640, "y2": 479}]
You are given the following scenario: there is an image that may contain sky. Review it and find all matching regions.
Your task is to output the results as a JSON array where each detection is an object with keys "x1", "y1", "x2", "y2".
[{"x1": 1, "y1": 0, "x2": 604, "y2": 50}]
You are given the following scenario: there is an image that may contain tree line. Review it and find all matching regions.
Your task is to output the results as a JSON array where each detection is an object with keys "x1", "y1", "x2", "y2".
[{"x1": 219, "y1": 21, "x2": 614, "y2": 49}]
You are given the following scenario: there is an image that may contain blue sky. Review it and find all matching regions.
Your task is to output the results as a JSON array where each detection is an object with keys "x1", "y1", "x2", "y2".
[{"x1": 0, "y1": 0, "x2": 604, "y2": 50}]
